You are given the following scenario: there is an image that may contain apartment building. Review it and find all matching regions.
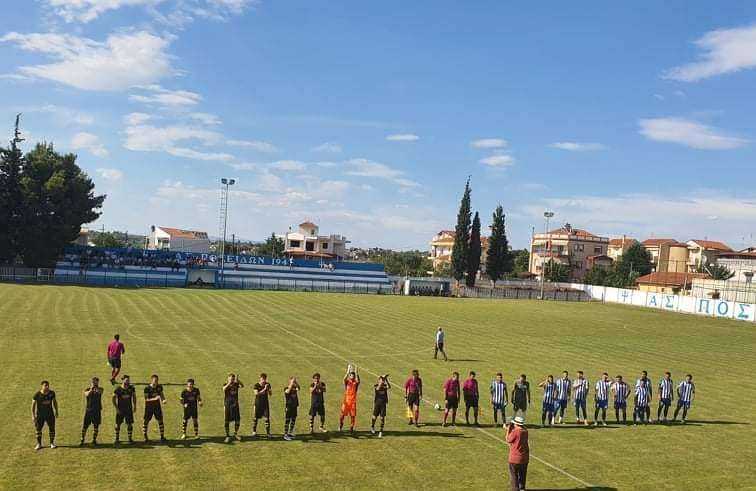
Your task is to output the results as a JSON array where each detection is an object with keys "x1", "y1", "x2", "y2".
[{"x1": 529, "y1": 223, "x2": 609, "y2": 281}]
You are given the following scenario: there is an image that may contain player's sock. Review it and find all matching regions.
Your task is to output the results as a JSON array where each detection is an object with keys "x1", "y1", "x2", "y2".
[
  {"x1": 92, "y1": 424, "x2": 99, "y2": 442},
  {"x1": 158, "y1": 420, "x2": 165, "y2": 438},
  {"x1": 142, "y1": 421, "x2": 148, "y2": 439},
  {"x1": 224, "y1": 422, "x2": 230, "y2": 436},
  {"x1": 414, "y1": 409, "x2": 420, "y2": 425},
  {"x1": 252, "y1": 419, "x2": 258, "y2": 433},
  {"x1": 182, "y1": 418, "x2": 188, "y2": 435},
  {"x1": 380, "y1": 417, "x2": 385, "y2": 432},
  {"x1": 234, "y1": 421, "x2": 240, "y2": 435},
  {"x1": 265, "y1": 417, "x2": 271, "y2": 435},
  {"x1": 36, "y1": 430, "x2": 42, "y2": 446},
  {"x1": 682, "y1": 407, "x2": 688, "y2": 420},
  {"x1": 371, "y1": 417, "x2": 376, "y2": 429},
  {"x1": 193, "y1": 419, "x2": 199, "y2": 436},
  {"x1": 493, "y1": 409, "x2": 498, "y2": 424},
  {"x1": 309, "y1": 416, "x2": 314, "y2": 432},
  {"x1": 114, "y1": 424, "x2": 121, "y2": 441},
  {"x1": 541, "y1": 411, "x2": 546, "y2": 426},
  {"x1": 81, "y1": 424, "x2": 88, "y2": 443},
  {"x1": 127, "y1": 424, "x2": 134, "y2": 441},
  {"x1": 290, "y1": 416, "x2": 296, "y2": 435}
]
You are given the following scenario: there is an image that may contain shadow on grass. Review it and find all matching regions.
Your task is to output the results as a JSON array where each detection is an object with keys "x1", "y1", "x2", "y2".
[
  {"x1": 447, "y1": 359, "x2": 484, "y2": 362},
  {"x1": 527, "y1": 487, "x2": 618, "y2": 491}
]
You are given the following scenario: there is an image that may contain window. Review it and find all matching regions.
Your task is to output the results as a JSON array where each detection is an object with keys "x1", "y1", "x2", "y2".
[
  {"x1": 321, "y1": 242, "x2": 329, "y2": 249},
  {"x1": 289, "y1": 240, "x2": 301, "y2": 248},
  {"x1": 594, "y1": 247, "x2": 602, "y2": 254},
  {"x1": 306, "y1": 241, "x2": 315, "y2": 252}
]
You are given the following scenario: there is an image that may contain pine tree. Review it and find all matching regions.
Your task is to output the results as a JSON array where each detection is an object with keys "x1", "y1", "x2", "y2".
[
  {"x1": 466, "y1": 211, "x2": 482, "y2": 287},
  {"x1": 450, "y1": 178, "x2": 472, "y2": 286},
  {"x1": 485, "y1": 204, "x2": 511, "y2": 286},
  {"x1": 0, "y1": 117, "x2": 26, "y2": 264}
]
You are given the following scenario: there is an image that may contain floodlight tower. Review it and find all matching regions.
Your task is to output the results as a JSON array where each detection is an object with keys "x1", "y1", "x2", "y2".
[
  {"x1": 219, "y1": 178, "x2": 236, "y2": 287},
  {"x1": 540, "y1": 210, "x2": 555, "y2": 299}
]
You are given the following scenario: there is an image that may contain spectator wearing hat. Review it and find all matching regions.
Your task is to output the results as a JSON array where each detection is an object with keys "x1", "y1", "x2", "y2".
[{"x1": 506, "y1": 416, "x2": 529, "y2": 491}]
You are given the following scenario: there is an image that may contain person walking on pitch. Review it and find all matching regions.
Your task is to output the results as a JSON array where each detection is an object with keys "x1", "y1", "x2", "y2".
[
  {"x1": 371, "y1": 374, "x2": 390, "y2": 437},
  {"x1": 506, "y1": 416, "x2": 529, "y2": 491},
  {"x1": 555, "y1": 371, "x2": 571, "y2": 424},
  {"x1": 107, "y1": 334, "x2": 126, "y2": 385},
  {"x1": 594, "y1": 372, "x2": 611, "y2": 426},
  {"x1": 283, "y1": 377, "x2": 300, "y2": 440},
  {"x1": 573, "y1": 371, "x2": 589, "y2": 425},
  {"x1": 252, "y1": 373, "x2": 272, "y2": 438},
  {"x1": 511, "y1": 374, "x2": 531, "y2": 421},
  {"x1": 434, "y1": 327, "x2": 448, "y2": 361},
  {"x1": 490, "y1": 372, "x2": 508, "y2": 426},
  {"x1": 463, "y1": 371, "x2": 480, "y2": 426},
  {"x1": 404, "y1": 369, "x2": 423, "y2": 426},
  {"x1": 339, "y1": 365, "x2": 360, "y2": 433},
  {"x1": 442, "y1": 372, "x2": 461, "y2": 427},
  {"x1": 223, "y1": 373, "x2": 243, "y2": 442},
  {"x1": 538, "y1": 375, "x2": 558, "y2": 427},
  {"x1": 636, "y1": 370, "x2": 653, "y2": 422},
  {"x1": 180, "y1": 378, "x2": 202, "y2": 440},
  {"x1": 80, "y1": 377, "x2": 102, "y2": 446},
  {"x1": 657, "y1": 371, "x2": 674, "y2": 423},
  {"x1": 673, "y1": 374, "x2": 695, "y2": 423},
  {"x1": 32, "y1": 380, "x2": 58, "y2": 450},
  {"x1": 143, "y1": 374, "x2": 167, "y2": 442},
  {"x1": 113, "y1": 375, "x2": 136, "y2": 444},
  {"x1": 309, "y1": 373, "x2": 327, "y2": 433},
  {"x1": 612, "y1": 375, "x2": 629, "y2": 424}
]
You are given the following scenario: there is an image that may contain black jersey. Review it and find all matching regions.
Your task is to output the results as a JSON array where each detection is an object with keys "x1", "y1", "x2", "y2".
[
  {"x1": 254, "y1": 382, "x2": 271, "y2": 407},
  {"x1": 224, "y1": 382, "x2": 240, "y2": 408},
  {"x1": 310, "y1": 382, "x2": 326, "y2": 405},
  {"x1": 114, "y1": 385, "x2": 136, "y2": 413},
  {"x1": 284, "y1": 386, "x2": 299, "y2": 408},
  {"x1": 181, "y1": 388, "x2": 201, "y2": 408},
  {"x1": 374, "y1": 384, "x2": 389, "y2": 404},
  {"x1": 85, "y1": 387, "x2": 103, "y2": 412},
  {"x1": 144, "y1": 384, "x2": 164, "y2": 406},
  {"x1": 33, "y1": 391, "x2": 56, "y2": 417}
]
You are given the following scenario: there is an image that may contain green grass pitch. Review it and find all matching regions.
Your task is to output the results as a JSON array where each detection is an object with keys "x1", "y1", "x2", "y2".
[{"x1": 1, "y1": 284, "x2": 754, "y2": 490}]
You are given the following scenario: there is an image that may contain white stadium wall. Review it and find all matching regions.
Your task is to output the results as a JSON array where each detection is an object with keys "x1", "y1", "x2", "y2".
[{"x1": 579, "y1": 284, "x2": 756, "y2": 323}]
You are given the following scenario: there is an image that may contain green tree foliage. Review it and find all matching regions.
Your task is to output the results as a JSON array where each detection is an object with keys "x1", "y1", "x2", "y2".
[
  {"x1": 608, "y1": 242, "x2": 652, "y2": 287},
  {"x1": 363, "y1": 249, "x2": 432, "y2": 276},
  {"x1": 257, "y1": 233, "x2": 285, "y2": 257},
  {"x1": 2, "y1": 142, "x2": 104, "y2": 267},
  {"x1": 583, "y1": 264, "x2": 610, "y2": 286},
  {"x1": 450, "y1": 179, "x2": 471, "y2": 284},
  {"x1": 485, "y1": 205, "x2": 511, "y2": 285},
  {"x1": 433, "y1": 261, "x2": 452, "y2": 278},
  {"x1": 466, "y1": 211, "x2": 482, "y2": 287},
  {"x1": 512, "y1": 249, "x2": 530, "y2": 277},
  {"x1": 0, "y1": 140, "x2": 24, "y2": 263},
  {"x1": 543, "y1": 260, "x2": 570, "y2": 282},
  {"x1": 91, "y1": 231, "x2": 127, "y2": 249},
  {"x1": 698, "y1": 263, "x2": 735, "y2": 280}
]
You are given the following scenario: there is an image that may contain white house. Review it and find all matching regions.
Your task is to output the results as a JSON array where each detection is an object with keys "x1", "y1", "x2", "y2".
[
  {"x1": 284, "y1": 221, "x2": 348, "y2": 260},
  {"x1": 148, "y1": 226, "x2": 210, "y2": 253}
]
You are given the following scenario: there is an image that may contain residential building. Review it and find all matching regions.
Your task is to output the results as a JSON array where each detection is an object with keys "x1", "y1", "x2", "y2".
[
  {"x1": 284, "y1": 221, "x2": 349, "y2": 260},
  {"x1": 636, "y1": 271, "x2": 708, "y2": 294},
  {"x1": 148, "y1": 226, "x2": 210, "y2": 253},
  {"x1": 686, "y1": 239, "x2": 732, "y2": 272},
  {"x1": 73, "y1": 228, "x2": 91, "y2": 247},
  {"x1": 607, "y1": 236, "x2": 635, "y2": 261},
  {"x1": 427, "y1": 230, "x2": 489, "y2": 274},
  {"x1": 641, "y1": 239, "x2": 689, "y2": 273},
  {"x1": 716, "y1": 249, "x2": 756, "y2": 284},
  {"x1": 529, "y1": 223, "x2": 609, "y2": 281}
]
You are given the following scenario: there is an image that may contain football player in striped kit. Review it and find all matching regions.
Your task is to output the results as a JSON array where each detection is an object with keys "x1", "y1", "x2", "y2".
[
  {"x1": 633, "y1": 382, "x2": 650, "y2": 425},
  {"x1": 555, "y1": 371, "x2": 571, "y2": 424},
  {"x1": 635, "y1": 370, "x2": 653, "y2": 423},
  {"x1": 572, "y1": 371, "x2": 589, "y2": 425},
  {"x1": 538, "y1": 375, "x2": 558, "y2": 427},
  {"x1": 673, "y1": 374, "x2": 696, "y2": 423},
  {"x1": 657, "y1": 371, "x2": 674, "y2": 423},
  {"x1": 490, "y1": 372, "x2": 508, "y2": 426},
  {"x1": 593, "y1": 372, "x2": 611, "y2": 426},
  {"x1": 612, "y1": 375, "x2": 629, "y2": 424}
]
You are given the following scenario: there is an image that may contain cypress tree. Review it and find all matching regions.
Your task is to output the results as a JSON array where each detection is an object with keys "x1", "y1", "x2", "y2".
[
  {"x1": 485, "y1": 204, "x2": 511, "y2": 286},
  {"x1": 466, "y1": 211, "x2": 482, "y2": 287},
  {"x1": 450, "y1": 178, "x2": 472, "y2": 286}
]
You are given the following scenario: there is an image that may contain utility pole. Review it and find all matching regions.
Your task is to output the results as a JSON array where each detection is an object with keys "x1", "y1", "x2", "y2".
[
  {"x1": 218, "y1": 178, "x2": 236, "y2": 287},
  {"x1": 540, "y1": 211, "x2": 554, "y2": 299}
]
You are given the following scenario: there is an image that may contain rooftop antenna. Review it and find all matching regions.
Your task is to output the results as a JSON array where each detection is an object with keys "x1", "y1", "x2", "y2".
[{"x1": 11, "y1": 113, "x2": 24, "y2": 151}]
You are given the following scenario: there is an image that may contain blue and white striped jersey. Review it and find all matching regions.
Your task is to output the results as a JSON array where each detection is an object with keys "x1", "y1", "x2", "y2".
[
  {"x1": 636, "y1": 377, "x2": 652, "y2": 396},
  {"x1": 678, "y1": 381, "x2": 695, "y2": 403},
  {"x1": 556, "y1": 377, "x2": 571, "y2": 400},
  {"x1": 542, "y1": 382, "x2": 557, "y2": 404},
  {"x1": 613, "y1": 382, "x2": 629, "y2": 402},
  {"x1": 490, "y1": 380, "x2": 507, "y2": 404},
  {"x1": 659, "y1": 378, "x2": 674, "y2": 400},
  {"x1": 573, "y1": 378, "x2": 589, "y2": 400},
  {"x1": 595, "y1": 380, "x2": 611, "y2": 401},
  {"x1": 635, "y1": 385, "x2": 650, "y2": 406}
]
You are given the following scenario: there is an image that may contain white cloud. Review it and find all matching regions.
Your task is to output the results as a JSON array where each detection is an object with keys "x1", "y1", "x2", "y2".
[
  {"x1": 189, "y1": 112, "x2": 221, "y2": 125},
  {"x1": 664, "y1": 24, "x2": 756, "y2": 81},
  {"x1": 130, "y1": 85, "x2": 202, "y2": 107},
  {"x1": 226, "y1": 139, "x2": 278, "y2": 153},
  {"x1": 471, "y1": 138, "x2": 507, "y2": 149},
  {"x1": 43, "y1": 0, "x2": 255, "y2": 24},
  {"x1": 345, "y1": 158, "x2": 420, "y2": 187},
  {"x1": 96, "y1": 168, "x2": 124, "y2": 182},
  {"x1": 0, "y1": 31, "x2": 175, "y2": 91},
  {"x1": 168, "y1": 147, "x2": 234, "y2": 161},
  {"x1": 26, "y1": 104, "x2": 94, "y2": 125},
  {"x1": 311, "y1": 142, "x2": 342, "y2": 153},
  {"x1": 638, "y1": 117, "x2": 748, "y2": 150},
  {"x1": 479, "y1": 154, "x2": 515, "y2": 167},
  {"x1": 386, "y1": 133, "x2": 419, "y2": 142},
  {"x1": 123, "y1": 112, "x2": 152, "y2": 125},
  {"x1": 549, "y1": 142, "x2": 606, "y2": 152},
  {"x1": 124, "y1": 120, "x2": 235, "y2": 161},
  {"x1": 71, "y1": 132, "x2": 108, "y2": 157},
  {"x1": 269, "y1": 160, "x2": 306, "y2": 172}
]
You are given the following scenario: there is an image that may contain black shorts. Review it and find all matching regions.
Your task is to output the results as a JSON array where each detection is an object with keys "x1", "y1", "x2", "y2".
[
  {"x1": 309, "y1": 403, "x2": 325, "y2": 418},
  {"x1": 108, "y1": 357, "x2": 122, "y2": 369},
  {"x1": 183, "y1": 406, "x2": 198, "y2": 420},
  {"x1": 464, "y1": 394, "x2": 479, "y2": 408},
  {"x1": 445, "y1": 397, "x2": 459, "y2": 410},
  {"x1": 225, "y1": 404, "x2": 240, "y2": 422},
  {"x1": 83, "y1": 410, "x2": 101, "y2": 426},
  {"x1": 116, "y1": 410, "x2": 134, "y2": 425},
  {"x1": 406, "y1": 392, "x2": 420, "y2": 406},
  {"x1": 144, "y1": 404, "x2": 163, "y2": 422},
  {"x1": 35, "y1": 415, "x2": 55, "y2": 431},
  {"x1": 254, "y1": 403, "x2": 270, "y2": 420},
  {"x1": 436, "y1": 343, "x2": 445, "y2": 351},
  {"x1": 285, "y1": 405, "x2": 298, "y2": 419},
  {"x1": 373, "y1": 402, "x2": 387, "y2": 418},
  {"x1": 513, "y1": 402, "x2": 527, "y2": 412}
]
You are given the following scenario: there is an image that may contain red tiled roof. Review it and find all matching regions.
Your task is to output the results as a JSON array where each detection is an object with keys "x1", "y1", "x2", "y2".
[
  {"x1": 548, "y1": 227, "x2": 597, "y2": 237},
  {"x1": 636, "y1": 271, "x2": 709, "y2": 286},
  {"x1": 609, "y1": 238, "x2": 636, "y2": 247},
  {"x1": 719, "y1": 251, "x2": 756, "y2": 259},
  {"x1": 688, "y1": 240, "x2": 732, "y2": 252},
  {"x1": 159, "y1": 227, "x2": 208, "y2": 240},
  {"x1": 641, "y1": 238, "x2": 678, "y2": 247}
]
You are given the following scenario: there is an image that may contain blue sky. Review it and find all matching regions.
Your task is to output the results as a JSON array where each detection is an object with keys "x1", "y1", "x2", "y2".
[{"x1": 2, "y1": 1, "x2": 756, "y2": 250}]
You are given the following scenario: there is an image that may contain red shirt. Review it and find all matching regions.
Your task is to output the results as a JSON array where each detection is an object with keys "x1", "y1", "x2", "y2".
[
  {"x1": 506, "y1": 426, "x2": 529, "y2": 464},
  {"x1": 463, "y1": 378, "x2": 479, "y2": 397},
  {"x1": 444, "y1": 378, "x2": 460, "y2": 397},
  {"x1": 404, "y1": 377, "x2": 422, "y2": 394},
  {"x1": 107, "y1": 340, "x2": 125, "y2": 359}
]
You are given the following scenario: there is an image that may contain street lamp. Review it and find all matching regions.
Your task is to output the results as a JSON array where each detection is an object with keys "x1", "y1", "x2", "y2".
[
  {"x1": 540, "y1": 211, "x2": 555, "y2": 299},
  {"x1": 219, "y1": 178, "x2": 236, "y2": 287}
]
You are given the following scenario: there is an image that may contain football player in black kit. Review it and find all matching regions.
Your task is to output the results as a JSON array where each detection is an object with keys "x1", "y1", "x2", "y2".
[
  {"x1": 252, "y1": 373, "x2": 272, "y2": 438},
  {"x1": 80, "y1": 377, "x2": 103, "y2": 446},
  {"x1": 283, "y1": 377, "x2": 301, "y2": 441},
  {"x1": 113, "y1": 375, "x2": 137, "y2": 444},
  {"x1": 180, "y1": 378, "x2": 202, "y2": 440},
  {"x1": 371, "y1": 375, "x2": 391, "y2": 438},
  {"x1": 223, "y1": 373, "x2": 243, "y2": 443},
  {"x1": 143, "y1": 374, "x2": 167, "y2": 442},
  {"x1": 309, "y1": 373, "x2": 327, "y2": 433},
  {"x1": 32, "y1": 380, "x2": 58, "y2": 450}
]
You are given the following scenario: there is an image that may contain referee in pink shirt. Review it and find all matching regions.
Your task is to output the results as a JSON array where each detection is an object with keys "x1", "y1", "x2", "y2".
[{"x1": 107, "y1": 334, "x2": 125, "y2": 385}]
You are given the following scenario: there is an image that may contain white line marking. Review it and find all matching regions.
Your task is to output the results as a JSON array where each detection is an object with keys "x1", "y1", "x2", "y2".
[{"x1": 268, "y1": 322, "x2": 595, "y2": 489}]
